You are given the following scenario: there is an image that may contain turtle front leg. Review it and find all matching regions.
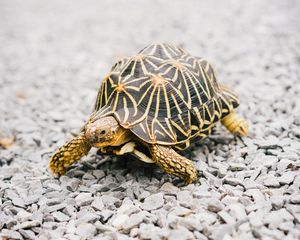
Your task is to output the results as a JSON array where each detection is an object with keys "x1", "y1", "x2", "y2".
[
  {"x1": 221, "y1": 111, "x2": 249, "y2": 137},
  {"x1": 50, "y1": 133, "x2": 92, "y2": 176},
  {"x1": 149, "y1": 145, "x2": 197, "y2": 184}
]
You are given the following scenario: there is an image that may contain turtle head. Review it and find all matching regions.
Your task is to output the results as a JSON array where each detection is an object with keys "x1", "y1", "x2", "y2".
[{"x1": 84, "y1": 116, "x2": 131, "y2": 147}]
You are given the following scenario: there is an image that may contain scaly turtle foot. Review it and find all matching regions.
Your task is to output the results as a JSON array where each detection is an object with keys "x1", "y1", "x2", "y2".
[
  {"x1": 221, "y1": 111, "x2": 249, "y2": 136},
  {"x1": 49, "y1": 133, "x2": 91, "y2": 176},
  {"x1": 149, "y1": 145, "x2": 197, "y2": 184}
]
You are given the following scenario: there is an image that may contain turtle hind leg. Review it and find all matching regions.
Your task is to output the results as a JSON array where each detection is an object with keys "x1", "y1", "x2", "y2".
[
  {"x1": 149, "y1": 145, "x2": 197, "y2": 184},
  {"x1": 221, "y1": 111, "x2": 248, "y2": 137},
  {"x1": 49, "y1": 133, "x2": 91, "y2": 176}
]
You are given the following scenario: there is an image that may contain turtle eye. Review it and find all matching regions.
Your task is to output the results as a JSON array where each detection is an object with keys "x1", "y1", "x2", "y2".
[{"x1": 100, "y1": 130, "x2": 106, "y2": 135}]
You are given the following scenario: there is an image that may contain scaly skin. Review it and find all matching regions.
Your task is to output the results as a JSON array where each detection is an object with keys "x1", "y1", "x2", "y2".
[
  {"x1": 221, "y1": 111, "x2": 249, "y2": 136},
  {"x1": 149, "y1": 145, "x2": 197, "y2": 184},
  {"x1": 49, "y1": 133, "x2": 91, "y2": 176}
]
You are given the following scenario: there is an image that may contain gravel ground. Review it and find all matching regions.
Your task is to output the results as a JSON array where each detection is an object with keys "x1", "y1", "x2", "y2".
[{"x1": 1, "y1": 0, "x2": 300, "y2": 239}]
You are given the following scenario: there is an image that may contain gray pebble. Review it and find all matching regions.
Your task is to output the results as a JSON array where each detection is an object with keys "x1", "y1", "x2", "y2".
[
  {"x1": 92, "y1": 170, "x2": 106, "y2": 179},
  {"x1": 176, "y1": 190, "x2": 193, "y2": 207},
  {"x1": 207, "y1": 199, "x2": 224, "y2": 213},
  {"x1": 91, "y1": 197, "x2": 104, "y2": 211},
  {"x1": 141, "y1": 193, "x2": 164, "y2": 211},
  {"x1": 223, "y1": 177, "x2": 244, "y2": 187},
  {"x1": 52, "y1": 211, "x2": 70, "y2": 222},
  {"x1": 138, "y1": 223, "x2": 168, "y2": 240},
  {"x1": 46, "y1": 203, "x2": 68, "y2": 213},
  {"x1": 94, "y1": 221, "x2": 116, "y2": 232},
  {"x1": 289, "y1": 193, "x2": 300, "y2": 204},
  {"x1": 117, "y1": 203, "x2": 139, "y2": 216},
  {"x1": 112, "y1": 214, "x2": 129, "y2": 230},
  {"x1": 17, "y1": 210, "x2": 33, "y2": 222},
  {"x1": 75, "y1": 223, "x2": 97, "y2": 238},
  {"x1": 218, "y1": 210, "x2": 236, "y2": 224},
  {"x1": 19, "y1": 229, "x2": 36, "y2": 239},
  {"x1": 169, "y1": 206, "x2": 193, "y2": 216},
  {"x1": 75, "y1": 192, "x2": 93, "y2": 207},
  {"x1": 122, "y1": 212, "x2": 145, "y2": 232},
  {"x1": 101, "y1": 195, "x2": 121, "y2": 209},
  {"x1": 11, "y1": 197, "x2": 26, "y2": 208},
  {"x1": 278, "y1": 172, "x2": 296, "y2": 185},
  {"x1": 0, "y1": 229, "x2": 23, "y2": 240},
  {"x1": 168, "y1": 226, "x2": 194, "y2": 240},
  {"x1": 263, "y1": 175, "x2": 280, "y2": 187},
  {"x1": 160, "y1": 182, "x2": 180, "y2": 193},
  {"x1": 228, "y1": 162, "x2": 247, "y2": 171},
  {"x1": 178, "y1": 216, "x2": 203, "y2": 231},
  {"x1": 229, "y1": 203, "x2": 247, "y2": 221},
  {"x1": 13, "y1": 220, "x2": 40, "y2": 230},
  {"x1": 99, "y1": 210, "x2": 114, "y2": 222}
]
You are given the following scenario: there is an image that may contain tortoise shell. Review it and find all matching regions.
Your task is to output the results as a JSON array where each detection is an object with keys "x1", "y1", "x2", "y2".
[{"x1": 93, "y1": 43, "x2": 239, "y2": 148}]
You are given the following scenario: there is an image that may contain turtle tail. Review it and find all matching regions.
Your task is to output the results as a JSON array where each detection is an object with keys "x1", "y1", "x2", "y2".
[{"x1": 49, "y1": 133, "x2": 91, "y2": 176}]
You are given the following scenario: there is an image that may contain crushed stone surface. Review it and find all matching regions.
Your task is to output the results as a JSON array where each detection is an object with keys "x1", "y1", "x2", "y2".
[{"x1": 1, "y1": 0, "x2": 300, "y2": 239}]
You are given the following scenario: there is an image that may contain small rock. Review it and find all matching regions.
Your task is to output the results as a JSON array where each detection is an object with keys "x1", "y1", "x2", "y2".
[
  {"x1": 270, "y1": 196, "x2": 285, "y2": 209},
  {"x1": 207, "y1": 199, "x2": 223, "y2": 213},
  {"x1": 261, "y1": 155, "x2": 279, "y2": 168},
  {"x1": 278, "y1": 172, "x2": 296, "y2": 185},
  {"x1": 229, "y1": 203, "x2": 247, "y2": 221},
  {"x1": 46, "y1": 183, "x2": 62, "y2": 191},
  {"x1": 263, "y1": 176, "x2": 280, "y2": 187},
  {"x1": 99, "y1": 210, "x2": 114, "y2": 222},
  {"x1": 101, "y1": 195, "x2": 121, "y2": 209},
  {"x1": 141, "y1": 193, "x2": 164, "y2": 211},
  {"x1": 223, "y1": 177, "x2": 244, "y2": 187},
  {"x1": 178, "y1": 217, "x2": 203, "y2": 231},
  {"x1": 91, "y1": 197, "x2": 104, "y2": 211},
  {"x1": 122, "y1": 212, "x2": 145, "y2": 232},
  {"x1": 52, "y1": 211, "x2": 70, "y2": 222},
  {"x1": 0, "y1": 229, "x2": 23, "y2": 240},
  {"x1": 277, "y1": 159, "x2": 294, "y2": 172},
  {"x1": 75, "y1": 192, "x2": 93, "y2": 207},
  {"x1": 139, "y1": 223, "x2": 168, "y2": 240},
  {"x1": 63, "y1": 205, "x2": 76, "y2": 217},
  {"x1": 218, "y1": 210, "x2": 236, "y2": 224},
  {"x1": 17, "y1": 210, "x2": 33, "y2": 222},
  {"x1": 75, "y1": 223, "x2": 97, "y2": 238},
  {"x1": 160, "y1": 182, "x2": 180, "y2": 193},
  {"x1": 228, "y1": 162, "x2": 247, "y2": 171},
  {"x1": 169, "y1": 206, "x2": 192, "y2": 217},
  {"x1": 139, "y1": 191, "x2": 150, "y2": 200},
  {"x1": 19, "y1": 229, "x2": 35, "y2": 239},
  {"x1": 264, "y1": 209, "x2": 294, "y2": 228},
  {"x1": 46, "y1": 203, "x2": 67, "y2": 213},
  {"x1": 92, "y1": 170, "x2": 106, "y2": 179},
  {"x1": 257, "y1": 138, "x2": 279, "y2": 149},
  {"x1": 112, "y1": 214, "x2": 130, "y2": 230},
  {"x1": 176, "y1": 190, "x2": 194, "y2": 208},
  {"x1": 12, "y1": 197, "x2": 26, "y2": 208},
  {"x1": 130, "y1": 227, "x2": 139, "y2": 238},
  {"x1": 95, "y1": 221, "x2": 116, "y2": 232},
  {"x1": 192, "y1": 190, "x2": 211, "y2": 198},
  {"x1": 290, "y1": 193, "x2": 300, "y2": 204},
  {"x1": 168, "y1": 226, "x2": 194, "y2": 240},
  {"x1": 13, "y1": 220, "x2": 40, "y2": 230},
  {"x1": 117, "y1": 203, "x2": 139, "y2": 216},
  {"x1": 248, "y1": 210, "x2": 264, "y2": 228}
]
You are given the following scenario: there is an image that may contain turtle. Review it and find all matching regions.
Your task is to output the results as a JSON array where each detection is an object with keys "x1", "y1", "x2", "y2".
[{"x1": 50, "y1": 43, "x2": 248, "y2": 184}]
